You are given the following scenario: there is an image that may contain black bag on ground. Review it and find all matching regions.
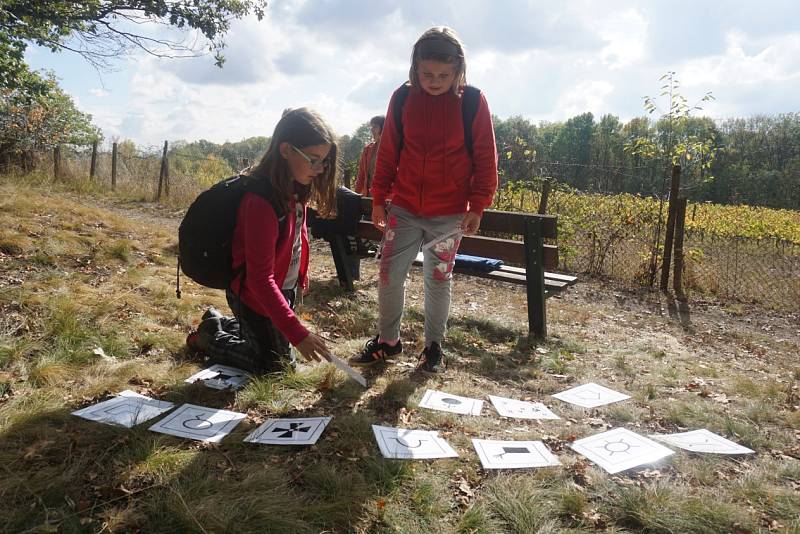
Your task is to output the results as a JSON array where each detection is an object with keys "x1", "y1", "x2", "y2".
[{"x1": 177, "y1": 174, "x2": 285, "y2": 295}]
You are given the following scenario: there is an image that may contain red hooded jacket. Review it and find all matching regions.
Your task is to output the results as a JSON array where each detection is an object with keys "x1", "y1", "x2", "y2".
[
  {"x1": 229, "y1": 193, "x2": 310, "y2": 346},
  {"x1": 371, "y1": 85, "x2": 498, "y2": 217}
]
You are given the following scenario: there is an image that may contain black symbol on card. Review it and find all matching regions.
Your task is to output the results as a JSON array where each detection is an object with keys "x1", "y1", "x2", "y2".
[
  {"x1": 441, "y1": 397, "x2": 462, "y2": 406},
  {"x1": 272, "y1": 423, "x2": 311, "y2": 438},
  {"x1": 182, "y1": 416, "x2": 214, "y2": 430},
  {"x1": 393, "y1": 437, "x2": 425, "y2": 448},
  {"x1": 601, "y1": 439, "x2": 639, "y2": 456},
  {"x1": 495, "y1": 446, "x2": 530, "y2": 458}
]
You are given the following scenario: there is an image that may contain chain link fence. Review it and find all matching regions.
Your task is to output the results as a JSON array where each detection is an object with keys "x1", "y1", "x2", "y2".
[{"x1": 22, "y1": 146, "x2": 800, "y2": 313}]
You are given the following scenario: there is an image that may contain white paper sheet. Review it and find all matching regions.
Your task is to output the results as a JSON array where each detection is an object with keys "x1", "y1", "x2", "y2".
[
  {"x1": 372, "y1": 425, "x2": 459, "y2": 459},
  {"x1": 571, "y1": 427, "x2": 675, "y2": 474},
  {"x1": 421, "y1": 228, "x2": 463, "y2": 252},
  {"x1": 650, "y1": 429, "x2": 755, "y2": 454},
  {"x1": 72, "y1": 390, "x2": 174, "y2": 428},
  {"x1": 552, "y1": 382, "x2": 630, "y2": 408},
  {"x1": 419, "y1": 389, "x2": 483, "y2": 415},
  {"x1": 472, "y1": 439, "x2": 561, "y2": 469},
  {"x1": 148, "y1": 403, "x2": 246, "y2": 443},
  {"x1": 489, "y1": 395, "x2": 560, "y2": 420},
  {"x1": 328, "y1": 355, "x2": 367, "y2": 387},
  {"x1": 185, "y1": 364, "x2": 250, "y2": 390},
  {"x1": 245, "y1": 416, "x2": 332, "y2": 445}
]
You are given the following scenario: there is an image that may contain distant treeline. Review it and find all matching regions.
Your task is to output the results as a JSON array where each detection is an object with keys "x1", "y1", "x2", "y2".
[{"x1": 161, "y1": 112, "x2": 800, "y2": 210}]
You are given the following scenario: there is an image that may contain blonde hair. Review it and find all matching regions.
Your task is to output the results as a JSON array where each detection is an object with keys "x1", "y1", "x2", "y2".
[
  {"x1": 408, "y1": 26, "x2": 467, "y2": 95},
  {"x1": 247, "y1": 108, "x2": 337, "y2": 218}
]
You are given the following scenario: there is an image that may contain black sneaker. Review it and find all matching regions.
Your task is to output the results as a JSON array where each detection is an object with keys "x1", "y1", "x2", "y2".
[
  {"x1": 351, "y1": 335, "x2": 403, "y2": 366},
  {"x1": 418, "y1": 342, "x2": 446, "y2": 375}
]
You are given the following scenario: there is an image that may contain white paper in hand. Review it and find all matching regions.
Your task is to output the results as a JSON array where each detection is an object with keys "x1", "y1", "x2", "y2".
[{"x1": 329, "y1": 355, "x2": 367, "y2": 387}]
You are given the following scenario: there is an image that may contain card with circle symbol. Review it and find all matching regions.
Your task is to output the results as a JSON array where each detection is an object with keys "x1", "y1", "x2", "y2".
[
  {"x1": 488, "y1": 395, "x2": 560, "y2": 420},
  {"x1": 72, "y1": 390, "x2": 175, "y2": 428},
  {"x1": 551, "y1": 382, "x2": 630, "y2": 408},
  {"x1": 244, "y1": 417, "x2": 332, "y2": 446},
  {"x1": 148, "y1": 403, "x2": 246, "y2": 443},
  {"x1": 185, "y1": 364, "x2": 250, "y2": 390},
  {"x1": 649, "y1": 429, "x2": 755, "y2": 455},
  {"x1": 571, "y1": 427, "x2": 675, "y2": 474},
  {"x1": 372, "y1": 425, "x2": 459, "y2": 459},
  {"x1": 419, "y1": 389, "x2": 483, "y2": 415},
  {"x1": 472, "y1": 439, "x2": 561, "y2": 469}
]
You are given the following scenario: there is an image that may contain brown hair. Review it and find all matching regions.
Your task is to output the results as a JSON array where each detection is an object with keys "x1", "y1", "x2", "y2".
[
  {"x1": 408, "y1": 26, "x2": 467, "y2": 95},
  {"x1": 246, "y1": 108, "x2": 337, "y2": 218}
]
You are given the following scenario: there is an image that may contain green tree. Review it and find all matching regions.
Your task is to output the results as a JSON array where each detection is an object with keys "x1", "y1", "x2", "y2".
[
  {"x1": 0, "y1": 0, "x2": 268, "y2": 93},
  {"x1": 0, "y1": 70, "x2": 100, "y2": 168},
  {"x1": 552, "y1": 112, "x2": 595, "y2": 189}
]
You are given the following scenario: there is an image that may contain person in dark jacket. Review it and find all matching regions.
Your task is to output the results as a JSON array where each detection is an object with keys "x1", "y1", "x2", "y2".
[
  {"x1": 187, "y1": 108, "x2": 336, "y2": 373},
  {"x1": 352, "y1": 26, "x2": 498, "y2": 374}
]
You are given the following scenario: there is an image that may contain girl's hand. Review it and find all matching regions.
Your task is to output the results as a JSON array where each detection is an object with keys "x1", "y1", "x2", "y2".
[
  {"x1": 460, "y1": 212, "x2": 482, "y2": 235},
  {"x1": 295, "y1": 333, "x2": 331, "y2": 362},
  {"x1": 372, "y1": 205, "x2": 387, "y2": 231}
]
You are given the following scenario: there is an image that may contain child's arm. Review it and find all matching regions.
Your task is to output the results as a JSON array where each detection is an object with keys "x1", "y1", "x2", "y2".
[
  {"x1": 370, "y1": 89, "x2": 402, "y2": 209},
  {"x1": 240, "y1": 195, "x2": 310, "y2": 346},
  {"x1": 467, "y1": 92, "x2": 499, "y2": 217}
]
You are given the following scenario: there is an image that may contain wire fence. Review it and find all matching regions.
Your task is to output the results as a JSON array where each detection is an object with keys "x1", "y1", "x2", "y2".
[{"x1": 27, "y1": 145, "x2": 800, "y2": 313}]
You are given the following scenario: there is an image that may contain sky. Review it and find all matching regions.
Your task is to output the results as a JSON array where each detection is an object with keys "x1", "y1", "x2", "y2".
[{"x1": 24, "y1": 0, "x2": 800, "y2": 149}]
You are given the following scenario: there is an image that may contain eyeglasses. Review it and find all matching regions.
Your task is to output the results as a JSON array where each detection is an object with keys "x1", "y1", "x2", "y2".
[{"x1": 290, "y1": 144, "x2": 330, "y2": 170}]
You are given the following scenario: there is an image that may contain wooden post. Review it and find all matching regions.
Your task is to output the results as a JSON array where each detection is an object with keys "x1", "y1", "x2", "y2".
[
  {"x1": 53, "y1": 145, "x2": 61, "y2": 181},
  {"x1": 660, "y1": 164, "x2": 681, "y2": 291},
  {"x1": 538, "y1": 179, "x2": 551, "y2": 214},
  {"x1": 157, "y1": 140, "x2": 168, "y2": 201},
  {"x1": 524, "y1": 216, "x2": 547, "y2": 338},
  {"x1": 111, "y1": 142, "x2": 118, "y2": 190},
  {"x1": 343, "y1": 167, "x2": 352, "y2": 190},
  {"x1": 673, "y1": 197, "x2": 688, "y2": 301},
  {"x1": 89, "y1": 140, "x2": 98, "y2": 179}
]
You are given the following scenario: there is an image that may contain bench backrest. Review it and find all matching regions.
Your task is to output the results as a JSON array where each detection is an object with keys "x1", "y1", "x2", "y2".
[{"x1": 357, "y1": 198, "x2": 558, "y2": 269}]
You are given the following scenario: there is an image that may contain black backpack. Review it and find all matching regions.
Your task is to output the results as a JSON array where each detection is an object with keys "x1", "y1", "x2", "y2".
[
  {"x1": 392, "y1": 83, "x2": 481, "y2": 155},
  {"x1": 176, "y1": 174, "x2": 286, "y2": 297}
]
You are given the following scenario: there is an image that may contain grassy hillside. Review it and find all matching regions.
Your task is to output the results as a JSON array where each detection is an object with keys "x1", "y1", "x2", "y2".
[{"x1": 0, "y1": 177, "x2": 798, "y2": 532}]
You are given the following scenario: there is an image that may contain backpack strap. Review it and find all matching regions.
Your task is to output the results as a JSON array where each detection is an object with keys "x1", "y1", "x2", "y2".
[
  {"x1": 461, "y1": 85, "x2": 481, "y2": 157},
  {"x1": 392, "y1": 83, "x2": 482, "y2": 156},
  {"x1": 392, "y1": 83, "x2": 411, "y2": 153}
]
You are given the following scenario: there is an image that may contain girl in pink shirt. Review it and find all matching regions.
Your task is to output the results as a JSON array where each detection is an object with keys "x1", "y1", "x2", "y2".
[{"x1": 187, "y1": 108, "x2": 336, "y2": 373}]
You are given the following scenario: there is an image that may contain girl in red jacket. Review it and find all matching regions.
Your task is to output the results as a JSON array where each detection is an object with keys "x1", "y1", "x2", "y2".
[
  {"x1": 187, "y1": 108, "x2": 335, "y2": 373},
  {"x1": 352, "y1": 27, "x2": 498, "y2": 373}
]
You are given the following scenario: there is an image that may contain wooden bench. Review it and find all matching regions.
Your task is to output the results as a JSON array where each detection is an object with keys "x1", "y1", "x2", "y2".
[{"x1": 317, "y1": 196, "x2": 576, "y2": 338}]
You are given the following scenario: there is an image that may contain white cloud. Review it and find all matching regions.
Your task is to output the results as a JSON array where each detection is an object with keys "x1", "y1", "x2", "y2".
[
  {"x1": 88, "y1": 88, "x2": 109, "y2": 98},
  {"x1": 598, "y1": 9, "x2": 648, "y2": 69},
  {"x1": 38, "y1": 0, "x2": 800, "y2": 145}
]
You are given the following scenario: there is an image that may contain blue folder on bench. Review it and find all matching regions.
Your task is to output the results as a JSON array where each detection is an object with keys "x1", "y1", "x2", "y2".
[{"x1": 454, "y1": 254, "x2": 504, "y2": 273}]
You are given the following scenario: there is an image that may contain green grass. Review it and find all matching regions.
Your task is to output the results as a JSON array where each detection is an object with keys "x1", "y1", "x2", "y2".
[{"x1": 0, "y1": 176, "x2": 798, "y2": 532}]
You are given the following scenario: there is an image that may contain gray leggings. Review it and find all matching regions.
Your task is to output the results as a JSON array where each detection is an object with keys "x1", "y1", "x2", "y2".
[{"x1": 378, "y1": 205, "x2": 463, "y2": 346}]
